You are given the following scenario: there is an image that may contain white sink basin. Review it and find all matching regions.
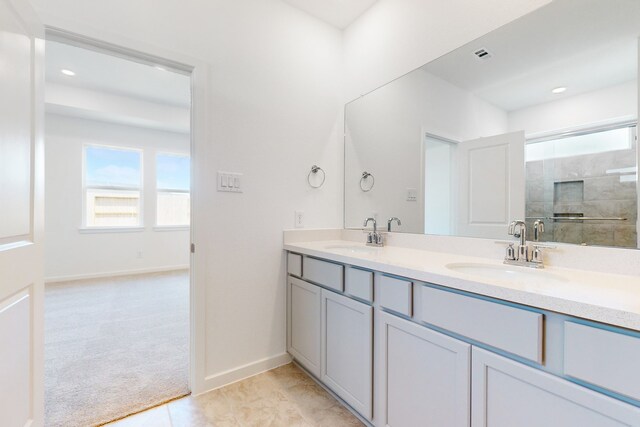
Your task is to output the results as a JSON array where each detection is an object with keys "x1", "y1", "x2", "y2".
[
  {"x1": 323, "y1": 244, "x2": 381, "y2": 255},
  {"x1": 445, "y1": 262, "x2": 567, "y2": 285}
]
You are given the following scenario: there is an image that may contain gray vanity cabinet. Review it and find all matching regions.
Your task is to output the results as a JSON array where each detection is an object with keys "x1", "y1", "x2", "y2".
[
  {"x1": 321, "y1": 289, "x2": 373, "y2": 420},
  {"x1": 471, "y1": 348, "x2": 640, "y2": 427},
  {"x1": 287, "y1": 276, "x2": 322, "y2": 378},
  {"x1": 377, "y1": 311, "x2": 470, "y2": 427}
]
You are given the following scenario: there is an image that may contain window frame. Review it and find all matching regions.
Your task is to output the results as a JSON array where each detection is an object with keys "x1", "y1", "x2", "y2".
[
  {"x1": 155, "y1": 151, "x2": 191, "y2": 228},
  {"x1": 81, "y1": 143, "x2": 144, "y2": 231}
]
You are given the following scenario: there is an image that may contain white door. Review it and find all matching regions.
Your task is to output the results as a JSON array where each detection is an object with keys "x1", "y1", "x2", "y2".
[
  {"x1": 0, "y1": 1, "x2": 45, "y2": 426},
  {"x1": 472, "y1": 347, "x2": 640, "y2": 427},
  {"x1": 287, "y1": 276, "x2": 322, "y2": 378},
  {"x1": 455, "y1": 131, "x2": 525, "y2": 238},
  {"x1": 321, "y1": 289, "x2": 373, "y2": 420},
  {"x1": 378, "y1": 311, "x2": 470, "y2": 427}
]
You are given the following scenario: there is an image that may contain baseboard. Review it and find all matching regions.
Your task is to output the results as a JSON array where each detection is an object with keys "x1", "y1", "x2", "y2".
[
  {"x1": 45, "y1": 265, "x2": 189, "y2": 283},
  {"x1": 196, "y1": 352, "x2": 292, "y2": 395}
]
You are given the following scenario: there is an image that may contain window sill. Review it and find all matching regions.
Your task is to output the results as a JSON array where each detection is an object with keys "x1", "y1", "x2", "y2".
[
  {"x1": 153, "y1": 225, "x2": 190, "y2": 232},
  {"x1": 78, "y1": 226, "x2": 145, "y2": 234}
]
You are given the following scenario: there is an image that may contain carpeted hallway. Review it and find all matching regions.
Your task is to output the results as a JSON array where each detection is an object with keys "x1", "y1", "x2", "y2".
[{"x1": 44, "y1": 270, "x2": 190, "y2": 427}]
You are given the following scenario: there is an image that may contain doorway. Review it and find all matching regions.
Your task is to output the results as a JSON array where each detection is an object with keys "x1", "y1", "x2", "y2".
[{"x1": 43, "y1": 35, "x2": 193, "y2": 426}]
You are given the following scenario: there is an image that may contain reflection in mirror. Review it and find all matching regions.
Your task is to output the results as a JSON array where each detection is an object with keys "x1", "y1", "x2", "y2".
[{"x1": 344, "y1": 0, "x2": 640, "y2": 248}]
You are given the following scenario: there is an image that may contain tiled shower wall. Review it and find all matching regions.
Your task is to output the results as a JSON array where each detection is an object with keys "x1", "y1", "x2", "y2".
[{"x1": 525, "y1": 146, "x2": 638, "y2": 248}]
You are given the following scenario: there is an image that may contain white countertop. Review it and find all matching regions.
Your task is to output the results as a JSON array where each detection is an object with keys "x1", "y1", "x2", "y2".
[{"x1": 284, "y1": 239, "x2": 640, "y2": 331}]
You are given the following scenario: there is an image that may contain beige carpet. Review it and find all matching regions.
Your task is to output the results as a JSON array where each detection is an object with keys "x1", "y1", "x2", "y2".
[{"x1": 45, "y1": 270, "x2": 190, "y2": 427}]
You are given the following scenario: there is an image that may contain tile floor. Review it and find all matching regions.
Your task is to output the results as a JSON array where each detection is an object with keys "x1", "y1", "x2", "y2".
[{"x1": 106, "y1": 363, "x2": 364, "y2": 427}]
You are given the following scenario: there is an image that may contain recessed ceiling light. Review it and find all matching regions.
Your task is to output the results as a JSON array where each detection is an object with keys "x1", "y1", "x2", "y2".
[
  {"x1": 61, "y1": 69, "x2": 75, "y2": 76},
  {"x1": 551, "y1": 87, "x2": 566, "y2": 94}
]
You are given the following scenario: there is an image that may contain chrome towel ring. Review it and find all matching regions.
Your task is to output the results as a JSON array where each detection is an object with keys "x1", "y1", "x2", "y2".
[
  {"x1": 360, "y1": 171, "x2": 374, "y2": 192},
  {"x1": 308, "y1": 165, "x2": 326, "y2": 188}
]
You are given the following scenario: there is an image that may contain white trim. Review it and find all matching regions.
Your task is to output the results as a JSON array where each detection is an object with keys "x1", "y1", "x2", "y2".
[
  {"x1": 45, "y1": 265, "x2": 189, "y2": 283},
  {"x1": 199, "y1": 353, "x2": 292, "y2": 393},
  {"x1": 153, "y1": 225, "x2": 190, "y2": 231},
  {"x1": 78, "y1": 226, "x2": 145, "y2": 233}
]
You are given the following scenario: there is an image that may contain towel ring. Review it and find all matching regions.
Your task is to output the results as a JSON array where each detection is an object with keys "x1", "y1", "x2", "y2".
[
  {"x1": 360, "y1": 171, "x2": 375, "y2": 192},
  {"x1": 308, "y1": 165, "x2": 326, "y2": 188}
]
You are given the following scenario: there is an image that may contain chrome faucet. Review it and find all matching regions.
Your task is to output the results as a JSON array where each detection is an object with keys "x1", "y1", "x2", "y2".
[
  {"x1": 387, "y1": 217, "x2": 401, "y2": 232},
  {"x1": 364, "y1": 217, "x2": 384, "y2": 246},
  {"x1": 505, "y1": 220, "x2": 554, "y2": 268},
  {"x1": 508, "y1": 220, "x2": 528, "y2": 261}
]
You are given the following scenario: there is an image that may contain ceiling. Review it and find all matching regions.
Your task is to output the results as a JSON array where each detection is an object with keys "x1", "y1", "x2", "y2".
[
  {"x1": 283, "y1": 0, "x2": 377, "y2": 29},
  {"x1": 45, "y1": 41, "x2": 191, "y2": 108},
  {"x1": 423, "y1": 0, "x2": 640, "y2": 112}
]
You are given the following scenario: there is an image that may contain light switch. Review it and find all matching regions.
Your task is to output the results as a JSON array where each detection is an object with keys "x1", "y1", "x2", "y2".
[
  {"x1": 217, "y1": 171, "x2": 243, "y2": 193},
  {"x1": 407, "y1": 188, "x2": 418, "y2": 202}
]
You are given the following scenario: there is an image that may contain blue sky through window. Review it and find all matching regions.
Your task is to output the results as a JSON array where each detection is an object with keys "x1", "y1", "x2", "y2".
[
  {"x1": 85, "y1": 145, "x2": 141, "y2": 187},
  {"x1": 157, "y1": 153, "x2": 190, "y2": 191}
]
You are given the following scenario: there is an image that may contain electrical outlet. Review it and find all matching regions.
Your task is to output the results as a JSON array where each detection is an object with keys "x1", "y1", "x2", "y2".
[{"x1": 295, "y1": 211, "x2": 305, "y2": 228}]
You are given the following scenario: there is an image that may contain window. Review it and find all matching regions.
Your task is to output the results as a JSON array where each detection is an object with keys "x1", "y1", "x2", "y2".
[
  {"x1": 526, "y1": 126, "x2": 635, "y2": 162},
  {"x1": 156, "y1": 153, "x2": 190, "y2": 226},
  {"x1": 84, "y1": 145, "x2": 142, "y2": 227}
]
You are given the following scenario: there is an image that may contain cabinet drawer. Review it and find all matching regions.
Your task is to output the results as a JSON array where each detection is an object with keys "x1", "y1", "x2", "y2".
[
  {"x1": 345, "y1": 267, "x2": 373, "y2": 302},
  {"x1": 419, "y1": 286, "x2": 543, "y2": 363},
  {"x1": 378, "y1": 275, "x2": 412, "y2": 316},
  {"x1": 303, "y1": 257, "x2": 344, "y2": 292},
  {"x1": 564, "y1": 322, "x2": 640, "y2": 401},
  {"x1": 287, "y1": 253, "x2": 302, "y2": 277}
]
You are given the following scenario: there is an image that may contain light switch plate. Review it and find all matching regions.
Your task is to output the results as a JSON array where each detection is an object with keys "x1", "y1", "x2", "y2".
[{"x1": 217, "y1": 171, "x2": 243, "y2": 193}]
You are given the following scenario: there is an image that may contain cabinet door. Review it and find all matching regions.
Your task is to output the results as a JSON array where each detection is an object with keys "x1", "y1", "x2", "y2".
[
  {"x1": 288, "y1": 276, "x2": 322, "y2": 377},
  {"x1": 378, "y1": 312, "x2": 470, "y2": 427},
  {"x1": 472, "y1": 348, "x2": 640, "y2": 427},
  {"x1": 321, "y1": 289, "x2": 373, "y2": 419}
]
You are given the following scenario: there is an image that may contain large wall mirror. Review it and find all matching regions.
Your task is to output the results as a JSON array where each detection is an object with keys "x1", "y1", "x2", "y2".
[{"x1": 345, "y1": 0, "x2": 640, "y2": 249}]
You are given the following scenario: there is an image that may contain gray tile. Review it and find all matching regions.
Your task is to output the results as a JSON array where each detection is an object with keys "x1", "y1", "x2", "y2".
[
  {"x1": 553, "y1": 223, "x2": 583, "y2": 245},
  {"x1": 614, "y1": 225, "x2": 638, "y2": 248},
  {"x1": 526, "y1": 180, "x2": 545, "y2": 203},
  {"x1": 526, "y1": 161, "x2": 544, "y2": 181},
  {"x1": 583, "y1": 177, "x2": 616, "y2": 201},
  {"x1": 526, "y1": 202, "x2": 545, "y2": 218},
  {"x1": 583, "y1": 224, "x2": 614, "y2": 247}
]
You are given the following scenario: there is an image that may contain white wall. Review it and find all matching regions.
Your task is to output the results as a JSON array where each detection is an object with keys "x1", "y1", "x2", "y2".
[
  {"x1": 45, "y1": 113, "x2": 190, "y2": 281},
  {"x1": 343, "y1": 0, "x2": 552, "y2": 101},
  {"x1": 508, "y1": 80, "x2": 638, "y2": 135},
  {"x1": 345, "y1": 68, "x2": 508, "y2": 233},
  {"x1": 31, "y1": 0, "x2": 344, "y2": 391}
]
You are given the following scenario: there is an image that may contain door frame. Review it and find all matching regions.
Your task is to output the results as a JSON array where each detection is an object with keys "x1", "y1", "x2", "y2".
[{"x1": 43, "y1": 26, "x2": 211, "y2": 394}]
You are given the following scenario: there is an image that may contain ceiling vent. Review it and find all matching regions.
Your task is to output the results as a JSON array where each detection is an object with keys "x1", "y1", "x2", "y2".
[{"x1": 473, "y1": 48, "x2": 492, "y2": 61}]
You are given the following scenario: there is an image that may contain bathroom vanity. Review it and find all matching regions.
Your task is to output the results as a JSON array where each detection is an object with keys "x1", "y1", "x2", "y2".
[{"x1": 284, "y1": 239, "x2": 640, "y2": 427}]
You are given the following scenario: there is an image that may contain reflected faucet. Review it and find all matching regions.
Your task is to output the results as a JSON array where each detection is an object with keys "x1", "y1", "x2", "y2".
[
  {"x1": 533, "y1": 220, "x2": 545, "y2": 242},
  {"x1": 387, "y1": 217, "x2": 401, "y2": 232}
]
